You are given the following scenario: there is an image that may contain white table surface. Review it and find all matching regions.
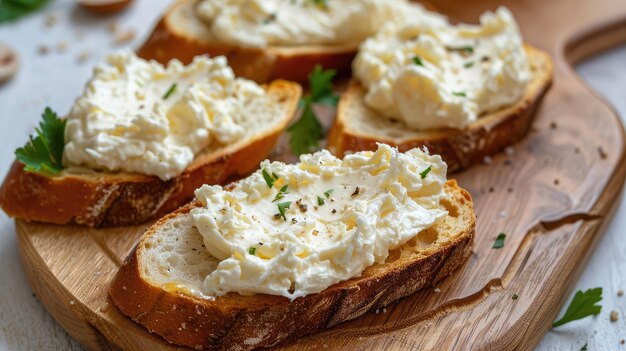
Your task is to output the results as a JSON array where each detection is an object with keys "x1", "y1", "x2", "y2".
[{"x1": 0, "y1": 1, "x2": 624, "y2": 350}]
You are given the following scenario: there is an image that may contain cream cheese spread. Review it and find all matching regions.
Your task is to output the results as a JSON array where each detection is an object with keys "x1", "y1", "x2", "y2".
[
  {"x1": 63, "y1": 51, "x2": 266, "y2": 180},
  {"x1": 353, "y1": 7, "x2": 530, "y2": 130},
  {"x1": 191, "y1": 143, "x2": 448, "y2": 299},
  {"x1": 195, "y1": 0, "x2": 442, "y2": 48}
]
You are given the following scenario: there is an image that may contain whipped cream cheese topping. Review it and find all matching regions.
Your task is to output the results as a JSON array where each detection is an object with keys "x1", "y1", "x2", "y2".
[
  {"x1": 196, "y1": 0, "x2": 439, "y2": 48},
  {"x1": 191, "y1": 144, "x2": 448, "y2": 299},
  {"x1": 63, "y1": 51, "x2": 266, "y2": 180},
  {"x1": 353, "y1": 7, "x2": 530, "y2": 130}
]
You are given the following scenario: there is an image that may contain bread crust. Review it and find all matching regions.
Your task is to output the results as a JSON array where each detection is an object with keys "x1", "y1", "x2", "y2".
[
  {"x1": 0, "y1": 81, "x2": 301, "y2": 227},
  {"x1": 137, "y1": 0, "x2": 357, "y2": 83},
  {"x1": 109, "y1": 180, "x2": 475, "y2": 351},
  {"x1": 328, "y1": 45, "x2": 553, "y2": 173}
]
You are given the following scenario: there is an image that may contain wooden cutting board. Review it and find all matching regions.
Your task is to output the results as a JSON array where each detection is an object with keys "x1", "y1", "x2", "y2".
[{"x1": 14, "y1": 0, "x2": 626, "y2": 350}]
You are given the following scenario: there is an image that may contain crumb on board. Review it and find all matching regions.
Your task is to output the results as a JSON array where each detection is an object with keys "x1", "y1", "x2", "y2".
[
  {"x1": 618, "y1": 289, "x2": 624, "y2": 297},
  {"x1": 550, "y1": 121, "x2": 557, "y2": 129},
  {"x1": 108, "y1": 21, "x2": 120, "y2": 33},
  {"x1": 38, "y1": 45, "x2": 49, "y2": 55},
  {"x1": 45, "y1": 13, "x2": 58, "y2": 27},
  {"x1": 56, "y1": 41, "x2": 68, "y2": 52},
  {"x1": 77, "y1": 50, "x2": 91, "y2": 64},
  {"x1": 598, "y1": 147, "x2": 608, "y2": 159},
  {"x1": 114, "y1": 29, "x2": 136, "y2": 45},
  {"x1": 610, "y1": 310, "x2": 618, "y2": 322}
]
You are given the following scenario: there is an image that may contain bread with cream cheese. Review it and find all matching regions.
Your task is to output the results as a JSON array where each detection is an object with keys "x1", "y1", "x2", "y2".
[
  {"x1": 0, "y1": 80, "x2": 301, "y2": 227},
  {"x1": 137, "y1": 0, "x2": 370, "y2": 83},
  {"x1": 110, "y1": 179, "x2": 474, "y2": 351},
  {"x1": 328, "y1": 45, "x2": 553, "y2": 172}
]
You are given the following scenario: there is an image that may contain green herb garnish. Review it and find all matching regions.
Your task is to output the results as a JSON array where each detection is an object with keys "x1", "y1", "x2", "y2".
[
  {"x1": 464, "y1": 61, "x2": 474, "y2": 68},
  {"x1": 162, "y1": 83, "x2": 177, "y2": 100},
  {"x1": 311, "y1": 0, "x2": 328, "y2": 9},
  {"x1": 412, "y1": 56, "x2": 424, "y2": 67},
  {"x1": 262, "y1": 168, "x2": 279, "y2": 189},
  {"x1": 287, "y1": 65, "x2": 338, "y2": 156},
  {"x1": 324, "y1": 189, "x2": 334, "y2": 198},
  {"x1": 317, "y1": 196, "x2": 325, "y2": 206},
  {"x1": 512, "y1": 293, "x2": 519, "y2": 300},
  {"x1": 419, "y1": 166, "x2": 432, "y2": 179},
  {"x1": 454, "y1": 46, "x2": 474, "y2": 54},
  {"x1": 492, "y1": 233, "x2": 506, "y2": 249},
  {"x1": 452, "y1": 91, "x2": 467, "y2": 97},
  {"x1": 248, "y1": 247, "x2": 256, "y2": 255},
  {"x1": 262, "y1": 13, "x2": 276, "y2": 24},
  {"x1": 15, "y1": 107, "x2": 66, "y2": 175},
  {"x1": 0, "y1": 0, "x2": 49, "y2": 23},
  {"x1": 580, "y1": 343, "x2": 588, "y2": 351},
  {"x1": 552, "y1": 288, "x2": 603, "y2": 328},
  {"x1": 273, "y1": 185, "x2": 289, "y2": 202},
  {"x1": 276, "y1": 201, "x2": 292, "y2": 221}
]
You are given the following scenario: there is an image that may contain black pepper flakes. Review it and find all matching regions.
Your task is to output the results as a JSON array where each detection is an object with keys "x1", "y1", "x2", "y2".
[
  {"x1": 351, "y1": 187, "x2": 360, "y2": 197},
  {"x1": 598, "y1": 146, "x2": 608, "y2": 159}
]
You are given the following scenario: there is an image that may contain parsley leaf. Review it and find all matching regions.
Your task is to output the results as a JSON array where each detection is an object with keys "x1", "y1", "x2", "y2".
[
  {"x1": 492, "y1": 233, "x2": 506, "y2": 249},
  {"x1": 262, "y1": 168, "x2": 279, "y2": 189},
  {"x1": 288, "y1": 65, "x2": 338, "y2": 156},
  {"x1": 15, "y1": 107, "x2": 66, "y2": 175},
  {"x1": 552, "y1": 288, "x2": 603, "y2": 328},
  {"x1": 0, "y1": 0, "x2": 49, "y2": 24},
  {"x1": 324, "y1": 189, "x2": 334, "y2": 198},
  {"x1": 452, "y1": 91, "x2": 467, "y2": 97},
  {"x1": 162, "y1": 83, "x2": 177, "y2": 100},
  {"x1": 276, "y1": 201, "x2": 292, "y2": 221},
  {"x1": 317, "y1": 195, "x2": 324, "y2": 206},
  {"x1": 272, "y1": 185, "x2": 289, "y2": 202},
  {"x1": 412, "y1": 56, "x2": 424, "y2": 67},
  {"x1": 580, "y1": 343, "x2": 588, "y2": 351},
  {"x1": 450, "y1": 45, "x2": 474, "y2": 54},
  {"x1": 464, "y1": 61, "x2": 474, "y2": 68},
  {"x1": 419, "y1": 166, "x2": 432, "y2": 179},
  {"x1": 311, "y1": 0, "x2": 328, "y2": 9},
  {"x1": 248, "y1": 247, "x2": 256, "y2": 255}
]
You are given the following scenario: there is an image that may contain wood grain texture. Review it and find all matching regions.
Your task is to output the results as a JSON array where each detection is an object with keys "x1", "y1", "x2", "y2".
[{"x1": 12, "y1": 0, "x2": 626, "y2": 350}]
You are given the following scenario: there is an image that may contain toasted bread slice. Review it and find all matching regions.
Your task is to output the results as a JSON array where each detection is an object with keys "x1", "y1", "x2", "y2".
[
  {"x1": 328, "y1": 45, "x2": 553, "y2": 172},
  {"x1": 109, "y1": 180, "x2": 475, "y2": 350},
  {"x1": 137, "y1": 0, "x2": 357, "y2": 83},
  {"x1": 0, "y1": 80, "x2": 301, "y2": 227}
]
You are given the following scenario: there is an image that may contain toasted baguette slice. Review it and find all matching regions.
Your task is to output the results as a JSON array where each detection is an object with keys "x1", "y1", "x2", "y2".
[
  {"x1": 0, "y1": 80, "x2": 301, "y2": 227},
  {"x1": 328, "y1": 45, "x2": 553, "y2": 172},
  {"x1": 137, "y1": 0, "x2": 357, "y2": 83},
  {"x1": 110, "y1": 180, "x2": 475, "y2": 351}
]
